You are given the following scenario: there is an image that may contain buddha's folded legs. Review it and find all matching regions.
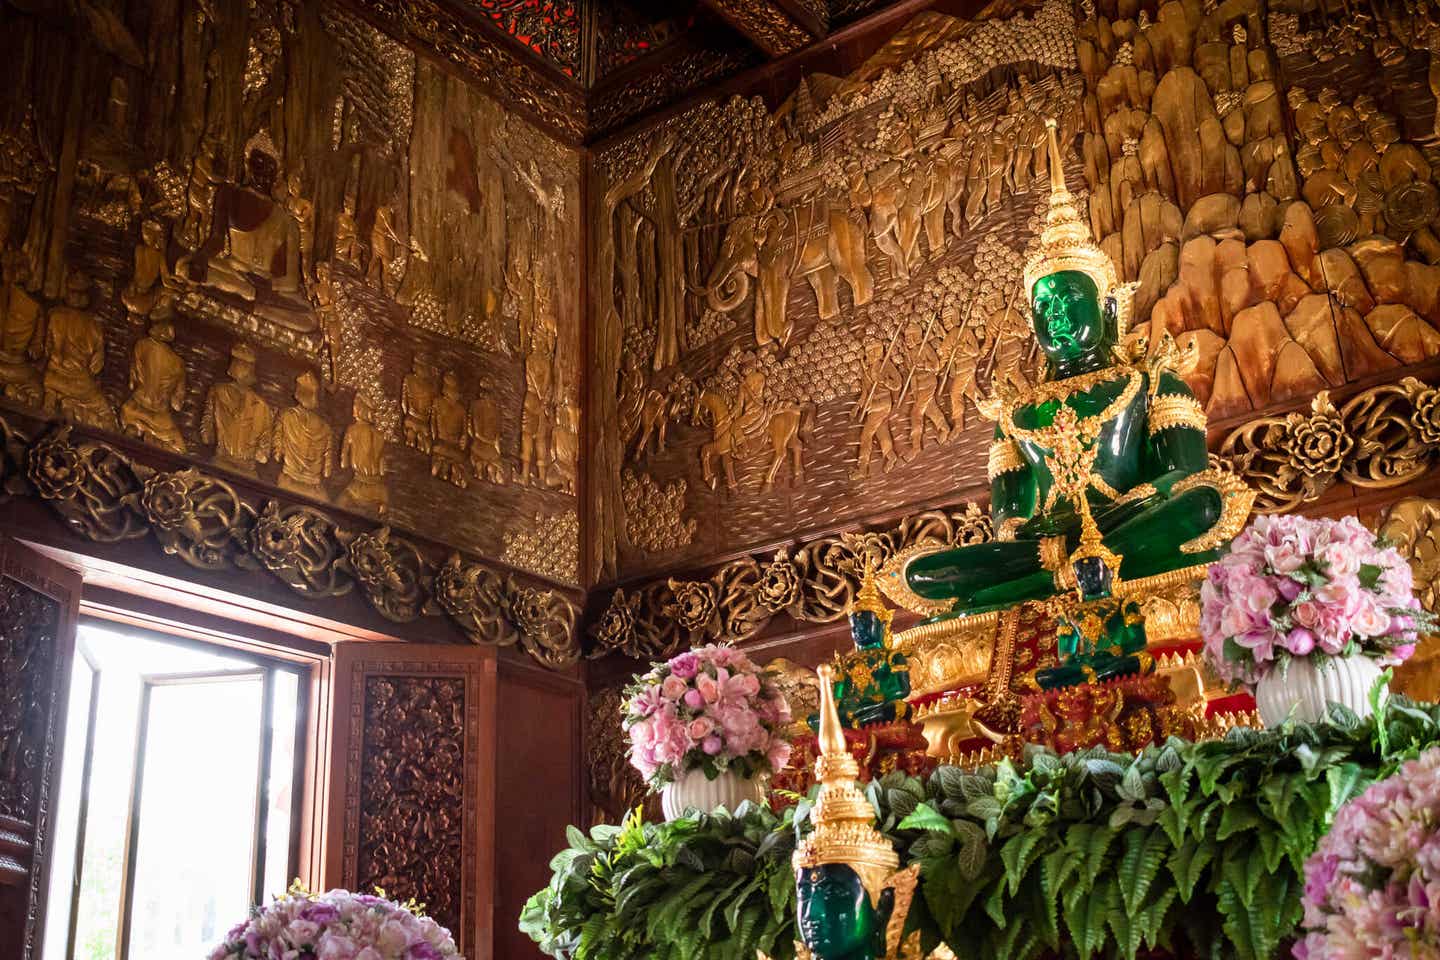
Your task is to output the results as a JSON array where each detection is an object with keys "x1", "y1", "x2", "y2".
[
  {"x1": 906, "y1": 477, "x2": 1235, "y2": 616},
  {"x1": 906, "y1": 541, "x2": 1057, "y2": 611}
]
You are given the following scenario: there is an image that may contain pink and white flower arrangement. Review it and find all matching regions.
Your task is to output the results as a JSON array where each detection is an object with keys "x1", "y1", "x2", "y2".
[
  {"x1": 1200, "y1": 514, "x2": 1429, "y2": 686},
  {"x1": 1295, "y1": 746, "x2": 1440, "y2": 959},
  {"x1": 624, "y1": 644, "x2": 793, "y2": 791},
  {"x1": 209, "y1": 887, "x2": 461, "y2": 960}
]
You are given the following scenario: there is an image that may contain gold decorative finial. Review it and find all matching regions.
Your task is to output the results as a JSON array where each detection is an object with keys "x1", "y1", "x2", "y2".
[
  {"x1": 793, "y1": 664, "x2": 900, "y2": 905},
  {"x1": 1066, "y1": 497, "x2": 1123, "y2": 585},
  {"x1": 1023, "y1": 118, "x2": 1118, "y2": 307},
  {"x1": 850, "y1": 559, "x2": 894, "y2": 627}
]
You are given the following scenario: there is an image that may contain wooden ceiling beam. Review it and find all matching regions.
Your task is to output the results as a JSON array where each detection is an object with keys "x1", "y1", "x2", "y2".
[{"x1": 700, "y1": 0, "x2": 816, "y2": 58}]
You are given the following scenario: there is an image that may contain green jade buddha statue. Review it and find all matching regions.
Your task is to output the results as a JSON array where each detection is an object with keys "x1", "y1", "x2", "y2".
[
  {"x1": 898, "y1": 120, "x2": 1253, "y2": 688},
  {"x1": 793, "y1": 665, "x2": 919, "y2": 960},
  {"x1": 810, "y1": 564, "x2": 911, "y2": 730}
]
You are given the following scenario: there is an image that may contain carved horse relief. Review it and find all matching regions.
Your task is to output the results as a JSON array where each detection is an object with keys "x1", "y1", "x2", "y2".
[
  {"x1": 692, "y1": 379, "x2": 813, "y2": 491},
  {"x1": 702, "y1": 197, "x2": 873, "y2": 350}
]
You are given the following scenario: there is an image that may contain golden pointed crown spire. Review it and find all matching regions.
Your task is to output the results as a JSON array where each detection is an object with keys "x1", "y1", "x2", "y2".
[
  {"x1": 850, "y1": 559, "x2": 894, "y2": 627},
  {"x1": 793, "y1": 664, "x2": 900, "y2": 905},
  {"x1": 1023, "y1": 118, "x2": 1119, "y2": 307}
]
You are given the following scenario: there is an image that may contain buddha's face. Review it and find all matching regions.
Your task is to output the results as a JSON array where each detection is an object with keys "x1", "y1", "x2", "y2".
[
  {"x1": 796, "y1": 865, "x2": 885, "y2": 960},
  {"x1": 849, "y1": 609, "x2": 887, "y2": 651},
  {"x1": 1031, "y1": 271, "x2": 1112, "y2": 364}
]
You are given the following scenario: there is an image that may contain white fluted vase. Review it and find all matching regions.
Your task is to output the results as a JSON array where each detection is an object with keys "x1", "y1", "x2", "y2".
[
  {"x1": 660, "y1": 767, "x2": 765, "y2": 821},
  {"x1": 1254, "y1": 654, "x2": 1385, "y2": 728}
]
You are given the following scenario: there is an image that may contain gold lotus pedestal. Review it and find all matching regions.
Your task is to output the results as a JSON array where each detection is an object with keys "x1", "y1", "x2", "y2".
[{"x1": 881, "y1": 561, "x2": 1259, "y2": 763}]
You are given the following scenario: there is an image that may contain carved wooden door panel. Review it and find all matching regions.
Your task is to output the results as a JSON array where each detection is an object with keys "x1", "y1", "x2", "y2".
[
  {"x1": 323, "y1": 643, "x2": 497, "y2": 960},
  {"x1": 0, "y1": 538, "x2": 80, "y2": 960}
]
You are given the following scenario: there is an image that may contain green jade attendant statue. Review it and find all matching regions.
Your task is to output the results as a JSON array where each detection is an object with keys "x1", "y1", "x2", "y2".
[
  {"x1": 810, "y1": 563, "x2": 911, "y2": 730},
  {"x1": 792, "y1": 664, "x2": 920, "y2": 960},
  {"x1": 897, "y1": 120, "x2": 1253, "y2": 688}
]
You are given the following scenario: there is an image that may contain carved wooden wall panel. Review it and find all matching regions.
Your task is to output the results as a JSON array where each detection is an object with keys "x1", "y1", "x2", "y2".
[
  {"x1": 0, "y1": 538, "x2": 80, "y2": 960},
  {"x1": 586, "y1": 0, "x2": 1440, "y2": 591},
  {"x1": 0, "y1": 0, "x2": 582, "y2": 591},
  {"x1": 331, "y1": 643, "x2": 495, "y2": 957}
]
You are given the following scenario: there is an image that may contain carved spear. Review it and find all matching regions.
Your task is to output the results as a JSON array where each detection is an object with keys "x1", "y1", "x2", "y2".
[
  {"x1": 890, "y1": 308, "x2": 942, "y2": 411},
  {"x1": 850, "y1": 315, "x2": 909, "y2": 423}
]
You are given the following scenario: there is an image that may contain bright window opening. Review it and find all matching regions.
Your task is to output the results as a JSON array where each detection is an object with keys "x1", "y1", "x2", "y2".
[{"x1": 42, "y1": 623, "x2": 306, "y2": 960}]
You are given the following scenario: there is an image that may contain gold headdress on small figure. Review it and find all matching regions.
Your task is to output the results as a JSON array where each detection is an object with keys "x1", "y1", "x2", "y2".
[
  {"x1": 850, "y1": 560, "x2": 894, "y2": 630},
  {"x1": 793, "y1": 663, "x2": 900, "y2": 906},
  {"x1": 1023, "y1": 119, "x2": 1120, "y2": 320}
]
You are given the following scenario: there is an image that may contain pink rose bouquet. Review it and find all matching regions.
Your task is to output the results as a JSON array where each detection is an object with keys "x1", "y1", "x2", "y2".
[
  {"x1": 209, "y1": 887, "x2": 461, "y2": 960},
  {"x1": 624, "y1": 643, "x2": 793, "y2": 791},
  {"x1": 1295, "y1": 746, "x2": 1440, "y2": 958},
  {"x1": 1200, "y1": 514, "x2": 1430, "y2": 686}
]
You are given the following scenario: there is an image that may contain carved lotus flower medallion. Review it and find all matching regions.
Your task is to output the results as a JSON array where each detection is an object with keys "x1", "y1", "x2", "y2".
[
  {"x1": 1408, "y1": 379, "x2": 1440, "y2": 447},
  {"x1": 140, "y1": 472, "x2": 198, "y2": 532},
  {"x1": 756, "y1": 550, "x2": 802, "y2": 613},
  {"x1": 1283, "y1": 398, "x2": 1352, "y2": 478},
  {"x1": 668, "y1": 578, "x2": 718, "y2": 636},
  {"x1": 26, "y1": 430, "x2": 85, "y2": 501},
  {"x1": 346, "y1": 528, "x2": 401, "y2": 593},
  {"x1": 592, "y1": 589, "x2": 640, "y2": 654},
  {"x1": 250, "y1": 504, "x2": 304, "y2": 570}
]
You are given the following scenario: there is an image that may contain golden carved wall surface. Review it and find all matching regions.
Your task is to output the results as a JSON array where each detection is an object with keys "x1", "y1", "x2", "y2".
[
  {"x1": 0, "y1": 0, "x2": 581, "y2": 586},
  {"x1": 586, "y1": 0, "x2": 1440, "y2": 589}
]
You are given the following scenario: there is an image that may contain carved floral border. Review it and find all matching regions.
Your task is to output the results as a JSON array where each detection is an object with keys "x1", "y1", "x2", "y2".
[
  {"x1": 0, "y1": 415, "x2": 579, "y2": 669},
  {"x1": 591, "y1": 374, "x2": 1440, "y2": 661}
]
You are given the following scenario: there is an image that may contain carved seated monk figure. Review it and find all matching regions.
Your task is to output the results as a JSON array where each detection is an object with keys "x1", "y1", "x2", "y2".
[
  {"x1": 812, "y1": 564, "x2": 911, "y2": 730},
  {"x1": 897, "y1": 121, "x2": 1254, "y2": 683},
  {"x1": 179, "y1": 129, "x2": 313, "y2": 332},
  {"x1": 790, "y1": 665, "x2": 920, "y2": 960}
]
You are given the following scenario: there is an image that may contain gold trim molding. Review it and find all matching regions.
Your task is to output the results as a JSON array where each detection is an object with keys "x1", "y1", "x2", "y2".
[
  {"x1": 0, "y1": 415, "x2": 579, "y2": 668},
  {"x1": 589, "y1": 502, "x2": 994, "y2": 660}
]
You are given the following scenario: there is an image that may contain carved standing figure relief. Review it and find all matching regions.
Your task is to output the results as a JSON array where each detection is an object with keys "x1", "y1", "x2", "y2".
[
  {"x1": 41, "y1": 272, "x2": 116, "y2": 432},
  {"x1": 202, "y1": 342, "x2": 274, "y2": 479},
  {"x1": 120, "y1": 313, "x2": 188, "y2": 453},
  {"x1": 284, "y1": 171, "x2": 315, "y2": 283},
  {"x1": 552, "y1": 397, "x2": 579, "y2": 495},
  {"x1": 520, "y1": 277, "x2": 558, "y2": 487},
  {"x1": 339, "y1": 393, "x2": 389, "y2": 516},
  {"x1": 899, "y1": 320, "x2": 950, "y2": 458},
  {"x1": 367, "y1": 203, "x2": 402, "y2": 295},
  {"x1": 468, "y1": 392, "x2": 505, "y2": 485},
  {"x1": 854, "y1": 339, "x2": 902, "y2": 478},
  {"x1": 0, "y1": 253, "x2": 42, "y2": 406},
  {"x1": 273, "y1": 371, "x2": 334, "y2": 501},
  {"x1": 430, "y1": 370, "x2": 469, "y2": 489},
  {"x1": 401, "y1": 357, "x2": 438, "y2": 454}
]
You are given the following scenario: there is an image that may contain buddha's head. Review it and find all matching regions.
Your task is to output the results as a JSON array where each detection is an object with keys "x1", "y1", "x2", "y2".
[
  {"x1": 1030, "y1": 269, "x2": 1117, "y2": 370},
  {"x1": 847, "y1": 563, "x2": 893, "y2": 652},
  {"x1": 796, "y1": 863, "x2": 892, "y2": 960},
  {"x1": 1024, "y1": 119, "x2": 1121, "y2": 378}
]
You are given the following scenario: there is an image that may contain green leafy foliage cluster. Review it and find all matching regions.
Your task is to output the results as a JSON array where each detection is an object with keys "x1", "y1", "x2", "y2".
[{"x1": 521, "y1": 697, "x2": 1440, "y2": 960}]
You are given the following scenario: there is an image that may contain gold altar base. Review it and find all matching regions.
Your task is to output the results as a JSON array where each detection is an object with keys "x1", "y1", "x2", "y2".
[
  {"x1": 892, "y1": 564, "x2": 1259, "y2": 760},
  {"x1": 768, "y1": 718, "x2": 936, "y2": 803}
]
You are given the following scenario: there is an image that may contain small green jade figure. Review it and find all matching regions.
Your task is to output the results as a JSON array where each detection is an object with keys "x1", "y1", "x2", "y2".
[
  {"x1": 792, "y1": 665, "x2": 920, "y2": 960},
  {"x1": 898, "y1": 120, "x2": 1255, "y2": 671},
  {"x1": 1031, "y1": 505, "x2": 1153, "y2": 688},
  {"x1": 810, "y1": 564, "x2": 910, "y2": 730}
]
